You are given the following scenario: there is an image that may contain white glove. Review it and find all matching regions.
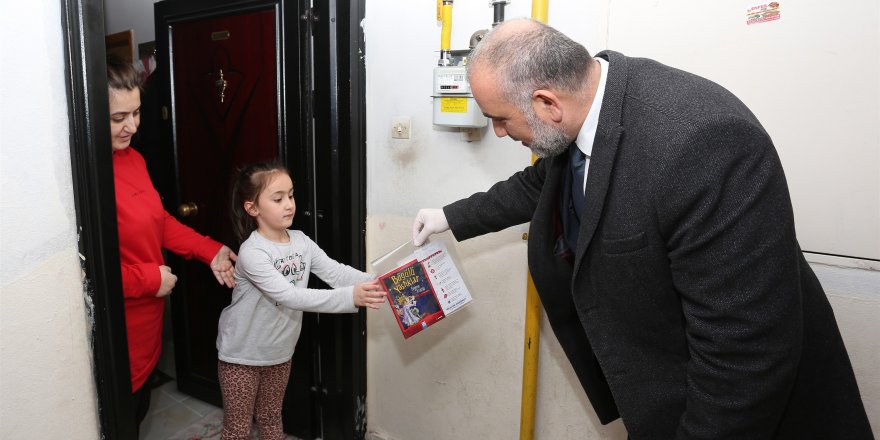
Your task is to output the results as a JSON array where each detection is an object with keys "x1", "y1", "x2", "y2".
[{"x1": 412, "y1": 208, "x2": 449, "y2": 246}]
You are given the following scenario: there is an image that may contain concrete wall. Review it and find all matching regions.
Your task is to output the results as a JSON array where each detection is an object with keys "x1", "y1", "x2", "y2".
[{"x1": 0, "y1": 1, "x2": 100, "y2": 438}]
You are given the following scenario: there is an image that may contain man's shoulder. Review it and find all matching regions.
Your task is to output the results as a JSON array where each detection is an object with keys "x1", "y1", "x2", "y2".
[
  {"x1": 597, "y1": 50, "x2": 667, "y2": 75},
  {"x1": 609, "y1": 55, "x2": 752, "y2": 126},
  {"x1": 599, "y1": 50, "x2": 725, "y2": 94}
]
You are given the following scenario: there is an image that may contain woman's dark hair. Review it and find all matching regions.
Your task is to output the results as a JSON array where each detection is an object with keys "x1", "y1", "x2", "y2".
[
  {"x1": 230, "y1": 161, "x2": 290, "y2": 243},
  {"x1": 106, "y1": 52, "x2": 141, "y2": 91}
]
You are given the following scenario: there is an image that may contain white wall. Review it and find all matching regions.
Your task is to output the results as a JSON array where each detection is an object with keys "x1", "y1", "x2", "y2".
[
  {"x1": 0, "y1": 1, "x2": 100, "y2": 439},
  {"x1": 603, "y1": 0, "x2": 880, "y2": 260},
  {"x1": 363, "y1": 1, "x2": 879, "y2": 439},
  {"x1": 104, "y1": 0, "x2": 157, "y2": 47},
  {"x1": 808, "y1": 254, "x2": 880, "y2": 429},
  {"x1": 364, "y1": 1, "x2": 627, "y2": 439}
]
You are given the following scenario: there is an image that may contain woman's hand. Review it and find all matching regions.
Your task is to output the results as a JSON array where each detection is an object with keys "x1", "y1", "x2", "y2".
[
  {"x1": 353, "y1": 280, "x2": 386, "y2": 309},
  {"x1": 157, "y1": 265, "x2": 177, "y2": 297},
  {"x1": 210, "y1": 245, "x2": 238, "y2": 288}
]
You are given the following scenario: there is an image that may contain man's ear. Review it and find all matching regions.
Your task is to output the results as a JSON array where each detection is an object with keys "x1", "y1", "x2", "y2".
[
  {"x1": 531, "y1": 89, "x2": 564, "y2": 123},
  {"x1": 244, "y1": 201, "x2": 258, "y2": 217}
]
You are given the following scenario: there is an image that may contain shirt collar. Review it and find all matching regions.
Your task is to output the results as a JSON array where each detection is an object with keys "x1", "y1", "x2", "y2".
[{"x1": 575, "y1": 57, "x2": 609, "y2": 158}]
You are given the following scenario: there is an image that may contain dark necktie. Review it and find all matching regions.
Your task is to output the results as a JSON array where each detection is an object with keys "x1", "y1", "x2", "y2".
[
  {"x1": 570, "y1": 142, "x2": 586, "y2": 221},
  {"x1": 560, "y1": 142, "x2": 586, "y2": 255}
]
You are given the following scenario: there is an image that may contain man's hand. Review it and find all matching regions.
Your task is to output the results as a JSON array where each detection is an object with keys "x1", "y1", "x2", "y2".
[
  {"x1": 157, "y1": 265, "x2": 177, "y2": 297},
  {"x1": 210, "y1": 245, "x2": 238, "y2": 288},
  {"x1": 412, "y1": 208, "x2": 449, "y2": 246}
]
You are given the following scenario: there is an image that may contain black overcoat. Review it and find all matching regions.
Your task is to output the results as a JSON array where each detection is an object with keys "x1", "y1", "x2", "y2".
[{"x1": 445, "y1": 51, "x2": 872, "y2": 439}]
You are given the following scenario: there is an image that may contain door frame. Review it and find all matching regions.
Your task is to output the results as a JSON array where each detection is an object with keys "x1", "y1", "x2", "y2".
[
  {"x1": 61, "y1": 0, "x2": 137, "y2": 438},
  {"x1": 61, "y1": 0, "x2": 367, "y2": 437},
  {"x1": 309, "y1": 1, "x2": 369, "y2": 437}
]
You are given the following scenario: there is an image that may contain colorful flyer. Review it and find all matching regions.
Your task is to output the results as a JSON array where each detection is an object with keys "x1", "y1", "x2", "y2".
[{"x1": 373, "y1": 235, "x2": 474, "y2": 339}]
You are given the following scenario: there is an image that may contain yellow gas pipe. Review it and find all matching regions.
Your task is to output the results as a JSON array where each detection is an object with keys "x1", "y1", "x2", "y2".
[
  {"x1": 439, "y1": 0, "x2": 453, "y2": 64},
  {"x1": 532, "y1": 0, "x2": 549, "y2": 24},
  {"x1": 521, "y1": 4, "x2": 548, "y2": 440}
]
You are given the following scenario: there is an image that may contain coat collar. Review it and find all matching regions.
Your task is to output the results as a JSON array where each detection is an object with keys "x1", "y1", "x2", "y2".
[{"x1": 572, "y1": 51, "x2": 627, "y2": 271}]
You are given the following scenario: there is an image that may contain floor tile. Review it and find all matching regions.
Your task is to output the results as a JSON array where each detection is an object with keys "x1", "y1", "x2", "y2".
[
  {"x1": 181, "y1": 395, "x2": 222, "y2": 418},
  {"x1": 141, "y1": 379, "x2": 301, "y2": 440},
  {"x1": 146, "y1": 384, "x2": 184, "y2": 416},
  {"x1": 157, "y1": 380, "x2": 189, "y2": 403},
  {"x1": 140, "y1": 400, "x2": 205, "y2": 440}
]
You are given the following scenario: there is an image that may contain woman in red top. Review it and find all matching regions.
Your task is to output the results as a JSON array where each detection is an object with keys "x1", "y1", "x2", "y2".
[{"x1": 107, "y1": 53, "x2": 237, "y2": 434}]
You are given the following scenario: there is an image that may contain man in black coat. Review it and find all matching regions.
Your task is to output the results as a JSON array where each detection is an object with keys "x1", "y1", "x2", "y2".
[{"x1": 412, "y1": 18, "x2": 872, "y2": 439}]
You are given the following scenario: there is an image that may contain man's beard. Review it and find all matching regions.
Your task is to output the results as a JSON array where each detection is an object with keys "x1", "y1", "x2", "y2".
[{"x1": 525, "y1": 108, "x2": 572, "y2": 158}]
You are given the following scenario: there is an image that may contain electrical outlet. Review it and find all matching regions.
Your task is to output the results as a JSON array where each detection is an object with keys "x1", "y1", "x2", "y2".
[{"x1": 391, "y1": 116, "x2": 411, "y2": 139}]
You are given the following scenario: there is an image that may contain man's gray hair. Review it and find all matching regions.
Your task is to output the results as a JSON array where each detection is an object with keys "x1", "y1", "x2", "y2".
[{"x1": 468, "y1": 19, "x2": 593, "y2": 111}]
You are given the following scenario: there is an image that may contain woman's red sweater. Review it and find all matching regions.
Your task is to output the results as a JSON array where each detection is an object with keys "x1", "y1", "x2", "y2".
[{"x1": 113, "y1": 147, "x2": 221, "y2": 392}]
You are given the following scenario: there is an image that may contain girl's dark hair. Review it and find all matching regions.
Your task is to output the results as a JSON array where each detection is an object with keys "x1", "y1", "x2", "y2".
[
  {"x1": 230, "y1": 161, "x2": 290, "y2": 243},
  {"x1": 106, "y1": 52, "x2": 141, "y2": 91}
]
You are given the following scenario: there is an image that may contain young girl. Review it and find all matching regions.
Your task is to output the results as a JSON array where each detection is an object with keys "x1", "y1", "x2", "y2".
[{"x1": 216, "y1": 162, "x2": 384, "y2": 439}]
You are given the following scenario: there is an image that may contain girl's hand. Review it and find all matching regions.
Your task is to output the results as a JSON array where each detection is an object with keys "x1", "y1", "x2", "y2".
[
  {"x1": 354, "y1": 280, "x2": 386, "y2": 309},
  {"x1": 210, "y1": 245, "x2": 238, "y2": 288}
]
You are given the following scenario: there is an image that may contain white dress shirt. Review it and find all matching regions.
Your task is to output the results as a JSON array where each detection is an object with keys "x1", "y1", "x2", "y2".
[{"x1": 574, "y1": 57, "x2": 609, "y2": 193}]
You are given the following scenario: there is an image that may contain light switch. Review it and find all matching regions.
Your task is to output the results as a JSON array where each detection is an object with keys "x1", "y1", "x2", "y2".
[{"x1": 391, "y1": 117, "x2": 411, "y2": 139}]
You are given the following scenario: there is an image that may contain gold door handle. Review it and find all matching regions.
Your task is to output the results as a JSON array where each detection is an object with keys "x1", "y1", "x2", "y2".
[
  {"x1": 178, "y1": 202, "x2": 199, "y2": 217},
  {"x1": 215, "y1": 68, "x2": 227, "y2": 103}
]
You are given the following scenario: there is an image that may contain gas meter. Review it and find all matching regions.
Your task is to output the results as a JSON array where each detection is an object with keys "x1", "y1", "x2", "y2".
[{"x1": 433, "y1": 53, "x2": 486, "y2": 128}]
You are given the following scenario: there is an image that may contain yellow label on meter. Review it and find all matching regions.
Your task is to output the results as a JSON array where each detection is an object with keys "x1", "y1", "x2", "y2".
[{"x1": 440, "y1": 97, "x2": 468, "y2": 113}]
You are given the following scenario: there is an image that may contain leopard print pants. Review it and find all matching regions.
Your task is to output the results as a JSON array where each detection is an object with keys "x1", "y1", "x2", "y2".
[{"x1": 218, "y1": 359, "x2": 292, "y2": 440}]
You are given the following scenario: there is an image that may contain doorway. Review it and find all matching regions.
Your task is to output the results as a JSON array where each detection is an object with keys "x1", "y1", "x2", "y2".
[{"x1": 61, "y1": 0, "x2": 367, "y2": 438}]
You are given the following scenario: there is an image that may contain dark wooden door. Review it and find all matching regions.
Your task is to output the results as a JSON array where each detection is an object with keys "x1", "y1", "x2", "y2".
[
  {"x1": 170, "y1": 7, "x2": 279, "y2": 389},
  {"x1": 155, "y1": 1, "x2": 318, "y2": 438},
  {"x1": 154, "y1": 1, "x2": 367, "y2": 438}
]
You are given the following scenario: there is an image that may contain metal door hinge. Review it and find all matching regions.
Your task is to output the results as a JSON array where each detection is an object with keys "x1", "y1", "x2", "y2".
[{"x1": 301, "y1": 8, "x2": 319, "y2": 23}]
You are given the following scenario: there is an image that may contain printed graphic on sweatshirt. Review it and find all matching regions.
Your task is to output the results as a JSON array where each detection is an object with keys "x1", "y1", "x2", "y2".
[{"x1": 274, "y1": 253, "x2": 306, "y2": 282}]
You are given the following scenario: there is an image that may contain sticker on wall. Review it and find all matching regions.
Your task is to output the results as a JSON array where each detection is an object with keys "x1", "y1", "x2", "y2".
[{"x1": 747, "y1": 2, "x2": 781, "y2": 25}]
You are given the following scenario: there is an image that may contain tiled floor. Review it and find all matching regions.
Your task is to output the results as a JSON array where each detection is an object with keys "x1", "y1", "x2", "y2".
[
  {"x1": 140, "y1": 327, "x2": 223, "y2": 440},
  {"x1": 139, "y1": 336, "x2": 299, "y2": 439},
  {"x1": 140, "y1": 306, "x2": 222, "y2": 440},
  {"x1": 139, "y1": 380, "x2": 300, "y2": 440},
  {"x1": 140, "y1": 380, "x2": 223, "y2": 440},
  {"x1": 140, "y1": 322, "x2": 221, "y2": 440},
  {"x1": 143, "y1": 312, "x2": 298, "y2": 439}
]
